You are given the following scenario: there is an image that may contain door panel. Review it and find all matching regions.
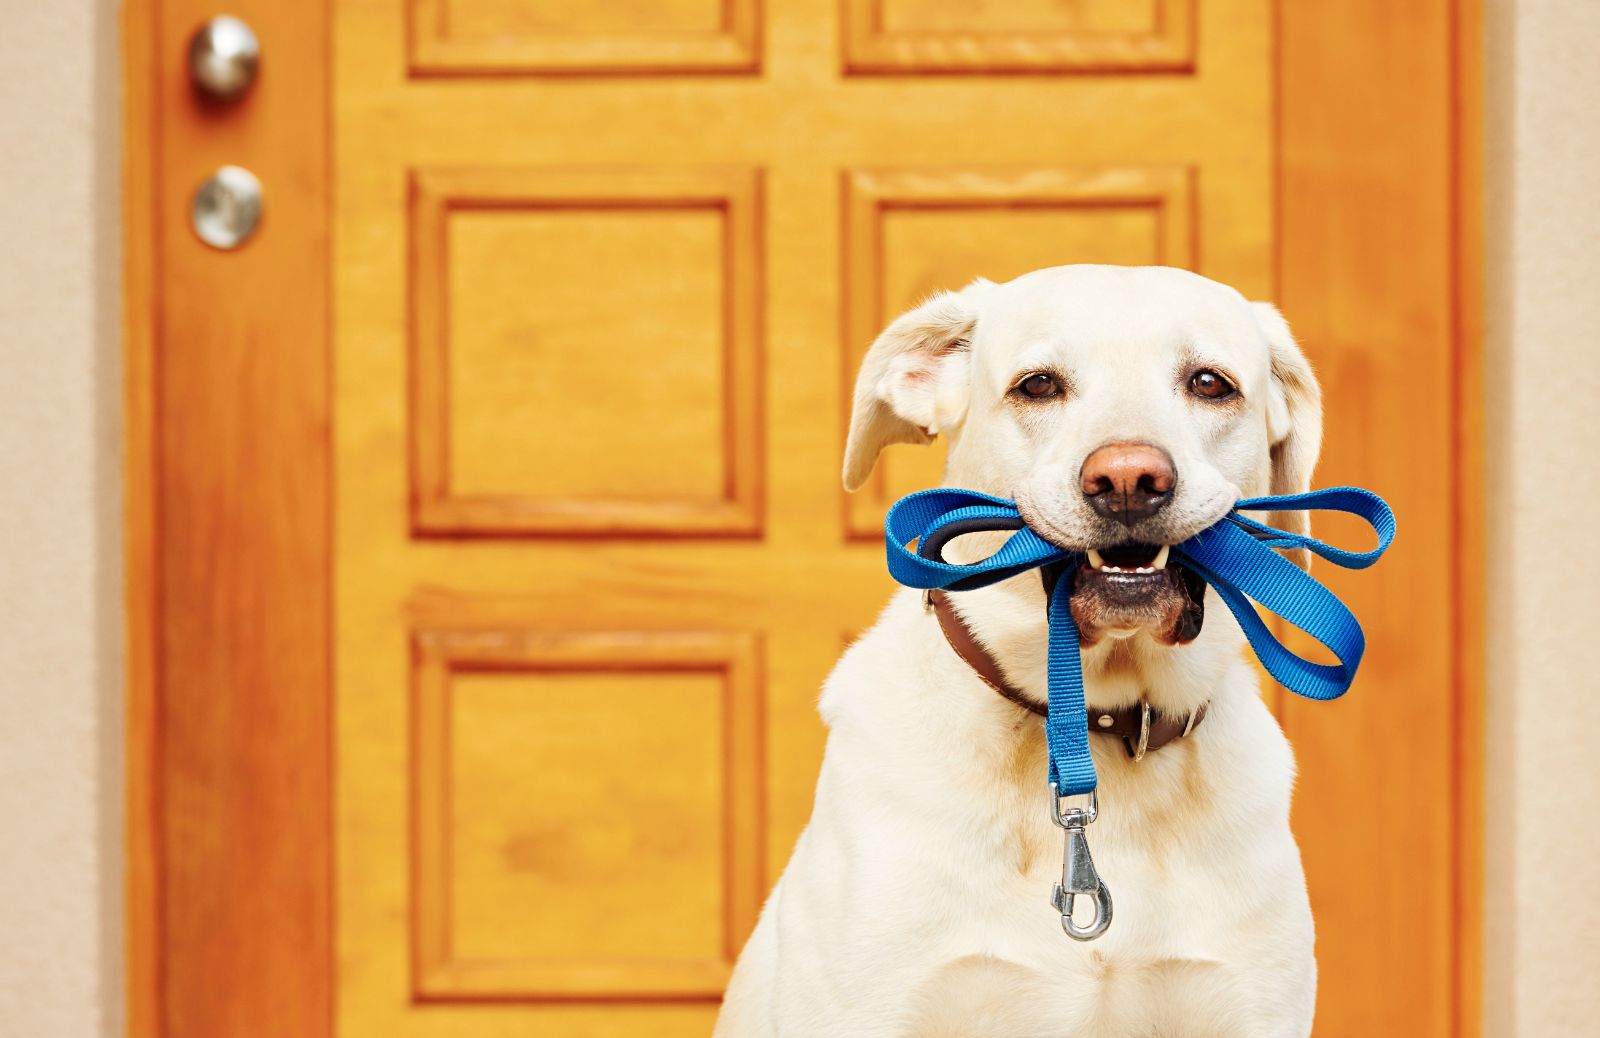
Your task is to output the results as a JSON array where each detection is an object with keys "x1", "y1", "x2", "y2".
[
  {"x1": 842, "y1": 0, "x2": 1195, "y2": 72},
  {"x1": 407, "y1": 166, "x2": 764, "y2": 536},
  {"x1": 337, "y1": 2, "x2": 1266, "y2": 1033},
  {"x1": 410, "y1": 627, "x2": 762, "y2": 1000},
  {"x1": 409, "y1": 0, "x2": 762, "y2": 73}
]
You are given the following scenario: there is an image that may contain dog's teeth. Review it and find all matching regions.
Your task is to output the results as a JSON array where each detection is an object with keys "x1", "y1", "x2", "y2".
[
  {"x1": 1086, "y1": 548, "x2": 1105, "y2": 570},
  {"x1": 1135, "y1": 566, "x2": 1155, "y2": 574},
  {"x1": 1152, "y1": 545, "x2": 1171, "y2": 569}
]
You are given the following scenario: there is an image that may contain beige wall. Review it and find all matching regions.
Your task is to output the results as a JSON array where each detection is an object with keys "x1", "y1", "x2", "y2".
[
  {"x1": 0, "y1": 1, "x2": 122, "y2": 1036},
  {"x1": 1482, "y1": 1, "x2": 1600, "y2": 1036}
]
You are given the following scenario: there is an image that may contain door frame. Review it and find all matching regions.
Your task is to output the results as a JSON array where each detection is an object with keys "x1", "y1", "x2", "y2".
[
  {"x1": 124, "y1": 1, "x2": 332, "y2": 1036},
  {"x1": 123, "y1": 2, "x2": 1484, "y2": 1035}
]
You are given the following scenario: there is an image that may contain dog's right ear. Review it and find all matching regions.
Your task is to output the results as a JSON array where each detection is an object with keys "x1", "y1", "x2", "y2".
[{"x1": 842, "y1": 281, "x2": 989, "y2": 492}]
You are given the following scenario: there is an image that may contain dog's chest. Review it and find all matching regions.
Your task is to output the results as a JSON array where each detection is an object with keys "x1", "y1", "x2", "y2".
[
  {"x1": 889, "y1": 805, "x2": 1244, "y2": 1037},
  {"x1": 898, "y1": 935, "x2": 1233, "y2": 1038}
]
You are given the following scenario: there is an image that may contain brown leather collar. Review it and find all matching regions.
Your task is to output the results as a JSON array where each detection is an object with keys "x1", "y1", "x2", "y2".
[{"x1": 927, "y1": 589, "x2": 1207, "y2": 760}]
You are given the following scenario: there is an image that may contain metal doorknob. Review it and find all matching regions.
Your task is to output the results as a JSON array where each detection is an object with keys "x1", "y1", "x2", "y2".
[
  {"x1": 188, "y1": 15, "x2": 260, "y2": 101},
  {"x1": 192, "y1": 165, "x2": 263, "y2": 250}
]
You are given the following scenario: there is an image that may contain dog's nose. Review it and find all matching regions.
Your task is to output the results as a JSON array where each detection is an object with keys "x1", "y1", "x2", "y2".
[{"x1": 1080, "y1": 442, "x2": 1176, "y2": 526}]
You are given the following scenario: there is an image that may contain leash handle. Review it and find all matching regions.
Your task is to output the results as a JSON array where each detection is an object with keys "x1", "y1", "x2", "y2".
[
  {"x1": 1178, "y1": 486, "x2": 1396, "y2": 703},
  {"x1": 885, "y1": 489, "x2": 1074, "y2": 591},
  {"x1": 884, "y1": 485, "x2": 1395, "y2": 587}
]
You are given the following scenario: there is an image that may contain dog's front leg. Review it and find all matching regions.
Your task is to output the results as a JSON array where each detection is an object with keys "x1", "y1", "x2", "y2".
[{"x1": 714, "y1": 883, "x2": 782, "y2": 1038}]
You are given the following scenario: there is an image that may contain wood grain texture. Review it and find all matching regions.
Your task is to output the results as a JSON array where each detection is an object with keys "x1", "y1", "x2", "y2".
[
  {"x1": 409, "y1": 625, "x2": 763, "y2": 1000},
  {"x1": 122, "y1": 2, "x2": 159, "y2": 1036},
  {"x1": 1276, "y1": 1, "x2": 1477, "y2": 1034},
  {"x1": 842, "y1": 0, "x2": 1195, "y2": 73},
  {"x1": 408, "y1": 166, "x2": 765, "y2": 538},
  {"x1": 409, "y1": 0, "x2": 761, "y2": 75},
  {"x1": 1449, "y1": 0, "x2": 1484, "y2": 1033},
  {"x1": 126, "y1": 0, "x2": 332, "y2": 1036}
]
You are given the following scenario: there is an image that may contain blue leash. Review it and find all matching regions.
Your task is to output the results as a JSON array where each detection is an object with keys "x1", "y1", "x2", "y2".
[{"x1": 884, "y1": 486, "x2": 1395, "y2": 938}]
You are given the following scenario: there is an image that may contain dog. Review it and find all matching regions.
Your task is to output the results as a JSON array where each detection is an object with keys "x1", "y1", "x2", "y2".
[{"x1": 714, "y1": 265, "x2": 1324, "y2": 1038}]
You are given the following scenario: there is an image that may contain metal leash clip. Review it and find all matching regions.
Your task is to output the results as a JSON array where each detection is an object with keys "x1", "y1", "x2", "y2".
[{"x1": 1049, "y1": 785, "x2": 1112, "y2": 941}]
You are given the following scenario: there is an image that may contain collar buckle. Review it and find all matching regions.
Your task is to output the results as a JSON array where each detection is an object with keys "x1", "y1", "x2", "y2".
[{"x1": 1128, "y1": 696, "x2": 1152, "y2": 762}]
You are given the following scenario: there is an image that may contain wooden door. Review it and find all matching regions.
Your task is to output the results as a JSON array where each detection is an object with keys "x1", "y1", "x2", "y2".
[{"x1": 127, "y1": 1, "x2": 1482, "y2": 1036}]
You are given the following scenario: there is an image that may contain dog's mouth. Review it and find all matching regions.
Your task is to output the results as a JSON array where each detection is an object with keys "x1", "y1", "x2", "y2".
[
  {"x1": 1068, "y1": 542, "x2": 1207, "y2": 647},
  {"x1": 1085, "y1": 542, "x2": 1171, "y2": 576}
]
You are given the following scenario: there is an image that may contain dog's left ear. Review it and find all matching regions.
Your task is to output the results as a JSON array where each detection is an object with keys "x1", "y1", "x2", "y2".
[
  {"x1": 842, "y1": 280, "x2": 990, "y2": 492},
  {"x1": 1252, "y1": 302, "x2": 1323, "y2": 567}
]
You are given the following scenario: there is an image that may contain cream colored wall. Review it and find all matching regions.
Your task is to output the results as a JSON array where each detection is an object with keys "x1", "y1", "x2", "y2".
[
  {"x1": 0, "y1": 1, "x2": 122, "y2": 1036},
  {"x1": 1482, "y1": 2, "x2": 1600, "y2": 1036}
]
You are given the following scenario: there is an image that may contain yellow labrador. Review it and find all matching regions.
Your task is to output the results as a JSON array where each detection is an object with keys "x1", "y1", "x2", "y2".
[{"x1": 716, "y1": 265, "x2": 1323, "y2": 1038}]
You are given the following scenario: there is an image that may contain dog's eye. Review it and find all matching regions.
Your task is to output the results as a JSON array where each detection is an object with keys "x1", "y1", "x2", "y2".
[
  {"x1": 1015, "y1": 373, "x2": 1061, "y2": 400},
  {"x1": 1188, "y1": 369, "x2": 1237, "y2": 401}
]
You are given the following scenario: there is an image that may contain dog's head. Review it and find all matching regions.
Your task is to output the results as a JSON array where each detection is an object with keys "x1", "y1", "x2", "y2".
[{"x1": 845, "y1": 264, "x2": 1322, "y2": 646}]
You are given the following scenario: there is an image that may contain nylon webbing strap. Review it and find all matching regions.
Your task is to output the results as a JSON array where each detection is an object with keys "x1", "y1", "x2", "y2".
[{"x1": 885, "y1": 487, "x2": 1396, "y2": 797}]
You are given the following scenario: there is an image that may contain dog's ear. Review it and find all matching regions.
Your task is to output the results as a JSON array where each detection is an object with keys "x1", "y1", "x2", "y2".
[
  {"x1": 842, "y1": 281, "x2": 989, "y2": 492},
  {"x1": 1252, "y1": 302, "x2": 1323, "y2": 568}
]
